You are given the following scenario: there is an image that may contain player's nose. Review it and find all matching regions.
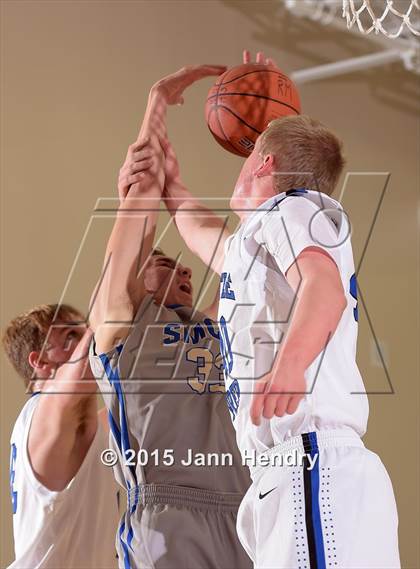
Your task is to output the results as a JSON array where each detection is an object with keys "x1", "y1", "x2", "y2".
[{"x1": 178, "y1": 265, "x2": 192, "y2": 280}]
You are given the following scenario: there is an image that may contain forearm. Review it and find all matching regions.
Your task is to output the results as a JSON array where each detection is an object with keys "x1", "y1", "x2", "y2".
[
  {"x1": 28, "y1": 395, "x2": 97, "y2": 491},
  {"x1": 164, "y1": 178, "x2": 216, "y2": 234},
  {"x1": 28, "y1": 333, "x2": 98, "y2": 489},
  {"x1": 91, "y1": 100, "x2": 166, "y2": 352},
  {"x1": 138, "y1": 88, "x2": 168, "y2": 143},
  {"x1": 163, "y1": 176, "x2": 195, "y2": 213},
  {"x1": 92, "y1": 191, "x2": 160, "y2": 333},
  {"x1": 164, "y1": 179, "x2": 230, "y2": 273},
  {"x1": 42, "y1": 330, "x2": 96, "y2": 405}
]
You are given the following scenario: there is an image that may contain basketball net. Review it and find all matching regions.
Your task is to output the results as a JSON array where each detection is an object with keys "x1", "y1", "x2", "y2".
[
  {"x1": 284, "y1": 0, "x2": 420, "y2": 76},
  {"x1": 343, "y1": 0, "x2": 420, "y2": 39}
]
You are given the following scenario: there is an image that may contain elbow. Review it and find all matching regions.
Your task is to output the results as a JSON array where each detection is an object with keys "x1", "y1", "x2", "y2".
[
  {"x1": 92, "y1": 297, "x2": 134, "y2": 333},
  {"x1": 313, "y1": 281, "x2": 347, "y2": 328},
  {"x1": 105, "y1": 299, "x2": 135, "y2": 324}
]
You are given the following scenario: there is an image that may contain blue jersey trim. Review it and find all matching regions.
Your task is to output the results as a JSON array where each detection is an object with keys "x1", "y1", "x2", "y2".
[
  {"x1": 118, "y1": 520, "x2": 131, "y2": 569},
  {"x1": 286, "y1": 187, "x2": 308, "y2": 196},
  {"x1": 266, "y1": 187, "x2": 309, "y2": 213},
  {"x1": 99, "y1": 348, "x2": 137, "y2": 564},
  {"x1": 308, "y1": 432, "x2": 327, "y2": 569},
  {"x1": 302, "y1": 432, "x2": 326, "y2": 569},
  {"x1": 99, "y1": 353, "x2": 132, "y2": 461},
  {"x1": 127, "y1": 526, "x2": 134, "y2": 552},
  {"x1": 9, "y1": 443, "x2": 18, "y2": 514},
  {"x1": 107, "y1": 411, "x2": 122, "y2": 453},
  {"x1": 349, "y1": 273, "x2": 359, "y2": 322}
]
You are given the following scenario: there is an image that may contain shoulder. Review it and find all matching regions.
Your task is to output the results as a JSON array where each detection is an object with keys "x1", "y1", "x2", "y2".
[
  {"x1": 11, "y1": 395, "x2": 40, "y2": 441},
  {"x1": 261, "y1": 192, "x2": 342, "y2": 235},
  {"x1": 266, "y1": 193, "x2": 318, "y2": 217},
  {"x1": 90, "y1": 294, "x2": 172, "y2": 357}
]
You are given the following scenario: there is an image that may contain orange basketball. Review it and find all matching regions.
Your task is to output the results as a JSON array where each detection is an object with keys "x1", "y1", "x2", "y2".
[{"x1": 205, "y1": 63, "x2": 301, "y2": 157}]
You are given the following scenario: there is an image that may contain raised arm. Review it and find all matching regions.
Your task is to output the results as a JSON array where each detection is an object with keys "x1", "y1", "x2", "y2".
[
  {"x1": 28, "y1": 329, "x2": 98, "y2": 490},
  {"x1": 89, "y1": 91, "x2": 167, "y2": 354},
  {"x1": 146, "y1": 65, "x2": 231, "y2": 276},
  {"x1": 90, "y1": 66, "x2": 226, "y2": 352},
  {"x1": 162, "y1": 138, "x2": 231, "y2": 275}
]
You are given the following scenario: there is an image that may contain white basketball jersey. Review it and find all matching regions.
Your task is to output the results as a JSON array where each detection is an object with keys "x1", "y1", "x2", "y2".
[
  {"x1": 8, "y1": 394, "x2": 119, "y2": 569},
  {"x1": 218, "y1": 190, "x2": 369, "y2": 456}
]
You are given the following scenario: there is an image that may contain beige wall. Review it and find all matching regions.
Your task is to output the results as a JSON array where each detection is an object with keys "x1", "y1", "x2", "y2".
[{"x1": 1, "y1": 1, "x2": 418, "y2": 567}]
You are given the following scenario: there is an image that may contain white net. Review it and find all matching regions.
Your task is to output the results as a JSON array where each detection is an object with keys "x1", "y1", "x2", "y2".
[
  {"x1": 343, "y1": 0, "x2": 420, "y2": 38},
  {"x1": 284, "y1": 0, "x2": 420, "y2": 73}
]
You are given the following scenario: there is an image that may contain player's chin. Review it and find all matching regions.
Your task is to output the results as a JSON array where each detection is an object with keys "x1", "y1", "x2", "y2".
[
  {"x1": 230, "y1": 185, "x2": 248, "y2": 212},
  {"x1": 174, "y1": 287, "x2": 192, "y2": 305},
  {"x1": 230, "y1": 188, "x2": 241, "y2": 210},
  {"x1": 179, "y1": 291, "x2": 193, "y2": 306}
]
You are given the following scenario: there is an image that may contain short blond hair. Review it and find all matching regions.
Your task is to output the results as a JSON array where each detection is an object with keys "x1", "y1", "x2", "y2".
[
  {"x1": 2, "y1": 304, "x2": 84, "y2": 387},
  {"x1": 259, "y1": 115, "x2": 345, "y2": 196}
]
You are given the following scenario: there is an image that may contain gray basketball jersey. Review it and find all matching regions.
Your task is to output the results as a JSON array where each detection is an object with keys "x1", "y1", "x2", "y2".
[{"x1": 89, "y1": 294, "x2": 250, "y2": 496}]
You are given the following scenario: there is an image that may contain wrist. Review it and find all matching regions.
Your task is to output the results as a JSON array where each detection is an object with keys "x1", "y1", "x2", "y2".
[
  {"x1": 275, "y1": 346, "x2": 307, "y2": 373},
  {"x1": 149, "y1": 83, "x2": 168, "y2": 105}
]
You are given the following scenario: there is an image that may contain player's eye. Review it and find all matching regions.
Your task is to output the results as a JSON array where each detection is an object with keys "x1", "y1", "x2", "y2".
[
  {"x1": 156, "y1": 258, "x2": 175, "y2": 269},
  {"x1": 63, "y1": 331, "x2": 78, "y2": 350}
]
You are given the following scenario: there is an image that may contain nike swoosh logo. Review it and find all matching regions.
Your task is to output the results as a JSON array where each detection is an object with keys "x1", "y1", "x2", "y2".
[{"x1": 259, "y1": 487, "x2": 276, "y2": 500}]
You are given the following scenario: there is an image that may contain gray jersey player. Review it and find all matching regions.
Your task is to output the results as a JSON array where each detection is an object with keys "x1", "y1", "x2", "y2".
[{"x1": 89, "y1": 66, "x2": 251, "y2": 569}]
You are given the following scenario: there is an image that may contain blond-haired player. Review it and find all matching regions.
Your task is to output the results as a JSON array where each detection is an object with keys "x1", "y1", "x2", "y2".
[
  {"x1": 3, "y1": 304, "x2": 119, "y2": 568},
  {"x1": 159, "y1": 51, "x2": 400, "y2": 568}
]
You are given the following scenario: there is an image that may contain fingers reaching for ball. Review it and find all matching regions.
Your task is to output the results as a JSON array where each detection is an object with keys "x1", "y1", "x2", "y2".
[
  {"x1": 152, "y1": 65, "x2": 227, "y2": 106},
  {"x1": 243, "y1": 49, "x2": 251, "y2": 64},
  {"x1": 243, "y1": 49, "x2": 277, "y2": 68},
  {"x1": 256, "y1": 51, "x2": 265, "y2": 64}
]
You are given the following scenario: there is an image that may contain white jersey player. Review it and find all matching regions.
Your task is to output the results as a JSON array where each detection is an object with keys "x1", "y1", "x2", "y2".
[
  {"x1": 219, "y1": 186, "x2": 399, "y2": 568},
  {"x1": 160, "y1": 52, "x2": 400, "y2": 569},
  {"x1": 3, "y1": 304, "x2": 119, "y2": 569}
]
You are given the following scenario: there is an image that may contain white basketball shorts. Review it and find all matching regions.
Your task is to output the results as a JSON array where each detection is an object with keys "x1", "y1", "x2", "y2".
[{"x1": 237, "y1": 429, "x2": 400, "y2": 569}]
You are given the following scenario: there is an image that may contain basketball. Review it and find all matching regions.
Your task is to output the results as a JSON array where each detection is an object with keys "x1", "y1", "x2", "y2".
[{"x1": 205, "y1": 63, "x2": 301, "y2": 157}]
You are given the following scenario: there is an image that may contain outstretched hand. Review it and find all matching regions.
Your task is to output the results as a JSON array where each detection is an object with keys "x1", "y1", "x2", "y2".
[
  {"x1": 243, "y1": 49, "x2": 277, "y2": 67},
  {"x1": 152, "y1": 64, "x2": 227, "y2": 106},
  {"x1": 118, "y1": 138, "x2": 164, "y2": 202}
]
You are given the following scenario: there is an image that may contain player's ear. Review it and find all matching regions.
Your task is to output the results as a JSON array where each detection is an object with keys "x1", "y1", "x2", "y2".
[
  {"x1": 28, "y1": 351, "x2": 42, "y2": 370},
  {"x1": 253, "y1": 153, "x2": 275, "y2": 178},
  {"x1": 28, "y1": 351, "x2": 52, "y2": 373}
]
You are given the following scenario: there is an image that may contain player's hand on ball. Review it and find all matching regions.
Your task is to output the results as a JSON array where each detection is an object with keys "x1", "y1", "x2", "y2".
[
  {"x1": 243, "y1": 49, "x2": 277, "y2": 67},
  {"x1": 118, "y1": 138, "x2": 161, "y2": 201},
  {"x1": 151, "y1": 64, "x2": 227, "y2": 106},
  {"x1": 250, "y1": 363, "x2": 306, "y2": 425}
]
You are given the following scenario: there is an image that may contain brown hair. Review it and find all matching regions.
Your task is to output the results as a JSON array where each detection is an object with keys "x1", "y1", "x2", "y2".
[
  {"x1": 151, "y1": 247, "x2": 165, "y2": 257},
  {"x1": 2, "y1": 304, "x2": 84, "y2": 388},
  {"x1": 259, "y1": 115, "x2": 345, "y2": 196}
]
